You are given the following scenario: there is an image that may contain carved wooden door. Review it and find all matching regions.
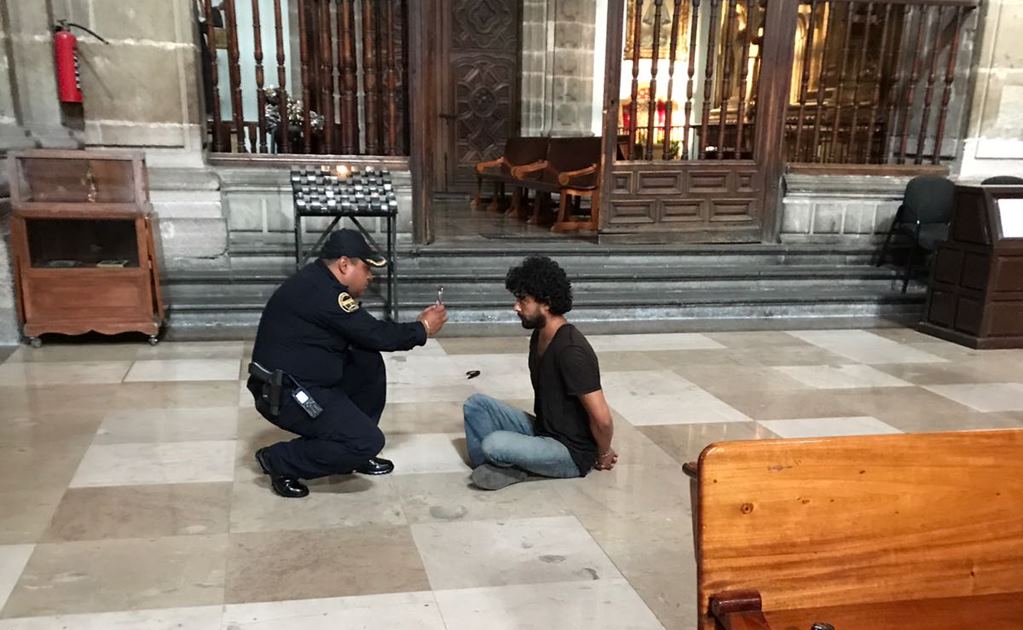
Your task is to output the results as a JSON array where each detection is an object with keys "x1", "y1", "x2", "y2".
[{"x1": 439, "y1": 0, "x2": 522, "y2": 192}]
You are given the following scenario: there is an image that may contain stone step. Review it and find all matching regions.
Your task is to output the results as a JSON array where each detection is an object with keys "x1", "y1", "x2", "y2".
[{"x1": 163, "y1": 286, "x2": 925, "y2": 340}]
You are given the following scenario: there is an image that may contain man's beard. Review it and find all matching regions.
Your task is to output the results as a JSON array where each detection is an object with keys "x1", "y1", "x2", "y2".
[{"x1": 518, "y1": 312, "x2": 546, "y2": 329}]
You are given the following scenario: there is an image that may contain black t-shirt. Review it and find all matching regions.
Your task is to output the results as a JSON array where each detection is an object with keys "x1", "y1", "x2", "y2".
[{"x1": 529, "y1": 324, "x2": 601, "y2": 475}]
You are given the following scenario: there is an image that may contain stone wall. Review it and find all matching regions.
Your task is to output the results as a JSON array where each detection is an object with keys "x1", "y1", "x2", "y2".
[
  {"x1": 959, "y1": 0, "x2": 1023, "y2": 180},
  {"x1": 520, "y1": 0, "x2": 597, "y2": 136}
]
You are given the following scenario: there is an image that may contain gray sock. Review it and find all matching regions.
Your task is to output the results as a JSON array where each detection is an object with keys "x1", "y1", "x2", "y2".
[{"x1": 470, "y1": 463, "x2": 528, "y2": 491}]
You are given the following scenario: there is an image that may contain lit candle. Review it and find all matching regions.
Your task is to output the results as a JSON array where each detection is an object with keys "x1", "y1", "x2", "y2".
[{"x1": 335, "y1": 164, "x2": 350, "y2": 179}]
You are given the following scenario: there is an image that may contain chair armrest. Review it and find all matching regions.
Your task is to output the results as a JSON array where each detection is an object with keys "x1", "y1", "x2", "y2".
[
  {"x1": 475, "y1": 157, "x2": 506, "y2": 174},
  {"x1": 682, "y1": 461, "x2": 699, "y2": 479},
  {"x1": 558, "y1": 163, "x2": 599, "y2": 186},
  {"x1": 511, "y1": 160, "x2": 548, "y2": 179}
]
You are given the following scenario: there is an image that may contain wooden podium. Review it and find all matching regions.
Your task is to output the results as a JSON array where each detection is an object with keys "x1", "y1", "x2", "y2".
[
  {"x1": 919, "y1": 184, "x2": 1023, "y2": 348},
  {"x1": 7, "y1": 150, "x2": 166, "y2": 346}
]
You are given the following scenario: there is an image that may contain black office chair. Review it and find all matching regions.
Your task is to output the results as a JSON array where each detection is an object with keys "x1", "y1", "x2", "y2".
[
  {"x1": 876, "y1": 175, "x2": 956, "y2": 293},
  {"x1": 981, "y1": 175, "x2": 1023, "y2": 186}
]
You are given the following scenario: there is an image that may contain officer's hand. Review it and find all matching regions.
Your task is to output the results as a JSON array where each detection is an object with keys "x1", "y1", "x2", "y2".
[{"x1": 417, "y1": 304, "x2": 448, "y2": 337}]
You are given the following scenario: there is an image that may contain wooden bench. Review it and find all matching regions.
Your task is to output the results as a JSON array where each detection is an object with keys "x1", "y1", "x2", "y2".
[
  {"x1": 511, "y1": 136, "x2": 604, "y2": 232},
  {"x1": 473, "y1": 136, "x2": 549, "y2": 213},
  {"x1": 683, "y1": 429, "x2": 1023, "y2": 630}
]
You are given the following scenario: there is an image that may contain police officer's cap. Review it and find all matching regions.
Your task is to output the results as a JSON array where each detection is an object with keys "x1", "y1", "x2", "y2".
[{"x1": 320, "y1": 229, "x2": 387, "y2": 267}]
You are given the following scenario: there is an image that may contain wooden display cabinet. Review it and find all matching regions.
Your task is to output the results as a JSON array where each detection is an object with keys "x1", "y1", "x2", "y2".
[
  {"x1": 7, "y1": 149, "x2": 165, "y2": 346},
  {"x1": 919, "y1": 185, "x2": 1023, "y2": 348}
]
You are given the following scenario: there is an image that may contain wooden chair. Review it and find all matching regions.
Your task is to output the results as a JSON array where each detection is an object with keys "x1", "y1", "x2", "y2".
[
  {"x1": 684, "y1": 429, "x2": 1023, "y2": 630},
  {"x1": 473, "y1": 137, "x2": 549, "y2": 213},
  {"x1": 511, "y1": 136, "x2": 604, "y2": 232}
]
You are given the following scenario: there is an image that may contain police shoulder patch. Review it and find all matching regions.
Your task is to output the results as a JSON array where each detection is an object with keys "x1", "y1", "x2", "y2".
[{"x1": 338, "y1": 292, "x2": 359, "y2": 313}]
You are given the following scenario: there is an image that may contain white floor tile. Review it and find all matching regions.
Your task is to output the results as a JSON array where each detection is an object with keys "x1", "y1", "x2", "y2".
[
  {"x1": 381, "y1": 433, "x2": 470, "y2": 475},
  {"x1": 0, "y1": 606, "x2": 222, "y2": 630},
  {"x1": 0, "y1": 544, "x2": 34, "y2": 612},
  {"x1": 222, "y1": 592, "x2": 445, "y2": 629},
  {"x1": 69, "y1": 441, "x2": 236, "y2": 487},
  {"x1": 411, "y1": 515, "x2": 622, "y2": 590},
  {"x1": 758, "y1": 416, "x2": 902, "y2": 438},
  {"x1": 94, "y1": 407, "x2": 240, "y2": 444},
  {"x1": 787, "y1": 330, "x2": 947, "y2": 365},
  {"x1": 435, "y1": 579, "x2": 665, "y2": 630},
  {"x1": 923, "y1": 383, "x2": 1023, "y2": 412}
]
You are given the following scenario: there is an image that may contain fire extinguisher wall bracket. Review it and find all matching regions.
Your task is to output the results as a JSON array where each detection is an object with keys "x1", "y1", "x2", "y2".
[{"x1": 52, "y1": 20, "x2": 109, "y2": 105}]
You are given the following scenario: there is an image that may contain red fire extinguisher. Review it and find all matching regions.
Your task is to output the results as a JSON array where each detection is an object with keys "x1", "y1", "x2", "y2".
[{"x1": 53, "y1": 20, "x2": 108, "y2": 104}]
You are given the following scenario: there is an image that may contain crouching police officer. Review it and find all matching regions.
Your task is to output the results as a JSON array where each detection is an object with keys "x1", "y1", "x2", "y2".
[{"x1": 247, "y1": 229, "x2": 447, "y2": 497}]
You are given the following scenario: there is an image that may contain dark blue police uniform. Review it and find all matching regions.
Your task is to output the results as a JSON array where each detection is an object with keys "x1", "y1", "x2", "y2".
[{"x1": 247, "y1": 248, "x2": 426, "y2": 484}]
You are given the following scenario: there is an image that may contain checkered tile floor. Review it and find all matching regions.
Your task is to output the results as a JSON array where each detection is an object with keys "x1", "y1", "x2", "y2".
[{"x1": 1, "y1": 329, "x2": 1021, "y2": 629}]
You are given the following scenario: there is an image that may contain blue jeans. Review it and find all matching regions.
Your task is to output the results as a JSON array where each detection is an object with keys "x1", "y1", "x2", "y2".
[{"x1": 462, "y1": 393, "x2": 581, "y2": 478}]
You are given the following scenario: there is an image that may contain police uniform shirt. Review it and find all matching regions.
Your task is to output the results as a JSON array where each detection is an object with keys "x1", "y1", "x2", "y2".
[{"x1": 251, "y1": 259, "x2": 426, "y2": 390}]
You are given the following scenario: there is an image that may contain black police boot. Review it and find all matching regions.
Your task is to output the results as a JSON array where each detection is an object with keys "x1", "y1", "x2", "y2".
[
  {"x1": 355, "y1": 456, "x2": 394, "y2": 475},
  {"x1": 255, "y1": 448, "x2": 309, "y2": 498}
]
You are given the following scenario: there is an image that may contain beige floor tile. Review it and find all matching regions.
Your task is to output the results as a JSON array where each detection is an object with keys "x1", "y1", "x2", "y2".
[
  {"x1": 0, "y1": 606, "x2": 223, "y2": 630},
  {"x1": 0, "y1": 362, "x2": 131, "y2": 387},
  {"x1": 551, "y1": 462, "x2": 693, "y2": 522},
  {"x1": 223, "y1": 592, "x2": 445, "y2": 629},
  {"x1": 1, "y1": 535, "x2": 227, "y2": 617},
  {"x1": 0, "y1": 385, "x2": 128, "y2": 419},
  {"x1": 0, "y1": 444, "x2": 87, "y2": 494},
  {"x1": 0, "y1": 546, "x2": 34, "y2": 613},
  {"x1": 411, "y1": 516, "x2": 621, "y2": 590},
  {"x1": 639, "y1": 422, "x2": 777, "y2": 466},
  {"x1": 42, "y1": 483, "x2": 232, "y2": 542},
  {"x1": 706, "y1": 330, "x2": 818, "y2": 349},
  {"x1": 774, "y1": 364, "x2": 913, "y2": 389},
  {"x1": 671, "y1": 364, "x2": 809, "y2": 399},
  {"x1": 395, "y1": 472, "x2": 572, "y2": 525},
  {"x1": 3, "y1": 344, "x2": 141, "y2": 364},
  {"x1": 230, "y1": 474, "x2": 406, "y2": 533},
  {"x1": 69, "y1": 441, "x2": 236, "y2": 488},
  {"x1": 93, "y1": 407, "x2": 240, "y2": 444},
  {"x1": 712, "y1": 386, "x2": 977, "y2": 424},
  {"x1": 880, "y1": 410, "x2": 1023, "y2": 433},
  {"x1": 0, "y1": 489, "x2": 66, "y2": 545},
  {"x1": 225, "y1": 527, "x2": 428, "y2": 603},
  {"x1": 387, "y1": 383, "x2": 478, "y2": 403},
  {"x1": 586, "y1": 333, "x2": 724, "y2": 352},
  {"x1": 0, "y1": 412, "x2": 104, "y2": 450},
  {"x1": 870, "y1": 361, "x2": 1020, "y2": 385},
  {"x1": 124, "y1": 359, "x2": 242, "y2": 383},
  {"x1": 112, "y1": 381, "x2": 243, "y2": 410},
  {"x1": 724, "y1": 345, "x2": 852, "y2": 367},
  {"x1": 435, "y1": 579, "x2": 665, "y2": 630},
  {"x1": 438, "y1": 337, "x2": 526, "y2": 355}
]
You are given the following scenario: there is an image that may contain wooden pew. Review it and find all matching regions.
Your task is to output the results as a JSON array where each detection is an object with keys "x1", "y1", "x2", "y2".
[
  {"x1": 473, "y1": 137, "x2": 549, "y2": 213},
  {"x1": 684, "y1": 429, "x2": 1023, "y2": 630},
  {"x1": 511, "y1": 136, "x2": 604, "y2": 232}
]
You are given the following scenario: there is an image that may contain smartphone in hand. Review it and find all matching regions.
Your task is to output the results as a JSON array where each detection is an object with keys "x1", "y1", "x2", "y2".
[{"x1": 436, "y1": 286, "x2": 444, "y2": 306}]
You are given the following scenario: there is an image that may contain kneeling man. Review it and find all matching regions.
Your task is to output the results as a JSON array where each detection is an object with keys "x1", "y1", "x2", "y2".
[{"x1": 463, "y1": 255, "x2": 617, "y2": 490}]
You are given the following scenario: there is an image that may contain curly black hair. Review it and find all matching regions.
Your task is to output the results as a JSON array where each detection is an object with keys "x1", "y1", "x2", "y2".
[{"x1": 504, "y1": 255, "x2": 573, "y2": 315}]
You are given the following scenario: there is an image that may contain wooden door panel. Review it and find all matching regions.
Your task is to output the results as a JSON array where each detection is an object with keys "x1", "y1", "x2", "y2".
[{"x1": 444, "y1": 0, "x2": 521, "y2": 192}]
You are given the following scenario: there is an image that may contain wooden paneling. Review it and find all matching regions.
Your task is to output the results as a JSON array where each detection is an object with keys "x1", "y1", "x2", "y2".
[{"x1": 693, "y1": 430, "x2": 1023, "y2": 629}]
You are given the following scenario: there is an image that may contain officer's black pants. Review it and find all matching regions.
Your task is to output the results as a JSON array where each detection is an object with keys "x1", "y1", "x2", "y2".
[{"x1": 253, "y1": 348, "x2": 387, "y2": 480}]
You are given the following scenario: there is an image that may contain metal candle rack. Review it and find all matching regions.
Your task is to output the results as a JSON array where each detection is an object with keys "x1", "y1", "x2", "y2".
[{"x1": 290, "y1": 164, "x2": 399, "y2": 320}]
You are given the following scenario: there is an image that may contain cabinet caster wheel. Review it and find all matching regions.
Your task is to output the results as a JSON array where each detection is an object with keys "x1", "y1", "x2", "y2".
[
  {"x1": 147, "y1": 336, "x2": 160, "y2": 346},
  {"x1": 29, "y1": 337, "x2": 42, "y2": 349}
]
